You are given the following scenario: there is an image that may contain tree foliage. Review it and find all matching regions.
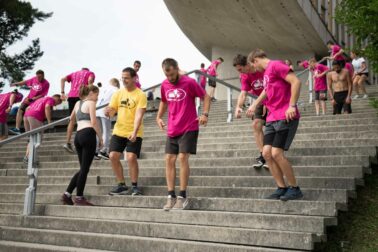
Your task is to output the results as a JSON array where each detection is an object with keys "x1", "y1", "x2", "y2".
[
  {"x1": 336, "y1": 0, "x2": 378, "y2": 72},
  {"x1": 0, "y1": 0, "x2": 52, "y2": 90}
]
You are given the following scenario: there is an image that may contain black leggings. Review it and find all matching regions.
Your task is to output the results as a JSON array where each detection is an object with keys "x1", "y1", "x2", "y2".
[{"x1": 66, "y1": 127, "x2": 96, "y2": 196}]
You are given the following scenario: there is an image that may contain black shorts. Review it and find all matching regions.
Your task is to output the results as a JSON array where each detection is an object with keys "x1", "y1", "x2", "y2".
[
  {"x1": 333, "y1": 91, "x2": 352, "y2": 114},
  {"x1": 315, "y1": 90, "x2": 327, "y2": 101},
  {"x1": 166, "y1": 131, "x2": 199, "y2": 155},
  {"x1": 263, "y1": 119, "x2": 299, "y2": 151},
  {"x1": 19, "y1": 102, "x2": 30, "y2": 112},
  {"x1": 208, "y1": 78, "x2": 216, "y2": 88},
  {"x1": 252, "y1": 104, "x2": 267, "y2": 121},
  {"x1": 68, "y1": 97, "x2": 81, "y2": 114},
  {"x1": 109, "y1": 135, "x2": 143, "y2": 158},
  {"x1": 357, "y1": 72, "x2": 369, "y2": 77}
]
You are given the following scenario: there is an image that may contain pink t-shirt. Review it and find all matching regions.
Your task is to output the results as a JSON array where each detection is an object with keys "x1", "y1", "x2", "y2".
[
  {"x1": 313, "y1": 64, "x2": 329, "y2": 91},
  {"x1": 200, "y1": 68, "x2": 207, "y2": 88},
  {"x1": 0, "y1": 92, "x2": 23, "y2": 123},
  {"x1": 332, "y1": 45, "x2": 345, "y2": 61},
  {"x1": 207, "y1": 60, "x2": 221, "y2": 76},
  {"x1": 24, "y1": 97, "x2": 55, "y2": 122},
  {"x1": 344, "y1": 62, "x2": 354, "y2": 78},
  {"x1": 24, "y1": 77, "x2": 50, "y2": 101},
  {"x1": 161, "y1": 75, "x2": 206, "y2": 137},
  {"x1": 240, "y1": 71, "x2": 264, "y2": 97},
  {"x1": 263, "y1": 60, "x2": 300, "y2": 123},
  {"x1": 66, "y1": 70, "x2": 95, "y2": 98},
  {"x1": 135, "y1": 73, "x2": 141, "y2": 89}
]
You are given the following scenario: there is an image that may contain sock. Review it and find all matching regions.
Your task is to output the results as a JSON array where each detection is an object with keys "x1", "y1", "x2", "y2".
[
  {"x1": 168, "y1": 190, "x2": 176, "y2": 198},
  {"x1": 64, "y1": 192, "x2": 71, "y2": 197},
  {"x1": 179, "y1": 190, "x2": 186, "y2": 198},
  {"x1": 118, "y1": 180, "x2": 126, "y2": 186},
  {"x1": 132, "y1": 182, "x2": 138, "y2": 188}
]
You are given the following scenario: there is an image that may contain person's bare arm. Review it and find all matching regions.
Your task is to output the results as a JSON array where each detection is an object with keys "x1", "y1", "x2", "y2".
[
  {"x1": 6, "y1": 94, "x2": 16, "y2": 113},
  {"x1": 358, "y1": 62, "x2": 367, "y2": 74},
  {"x1": 45, "y1": 105, "x2": 52, "y2": 124},
  {"x1": 246, "y1": 90, "x2": 267, "y2": 117},
  {"x1": 235, "y1": 91, "x2": 247, "y2": 118},
  {"x1": 10, "y1": 80, "x2": 27, "y2": 87},
  {"x1": 156, "y1": 101, "x2": 168, "y2": 131},
  {"x1": 284, "y1": 72, "x2": 301, "y2": 121},
  {"x1": 60, "y1": 77, "x2": 67, "y2": 100},
  {"x1": 130, "y1": 108, "x2": 146, "y2": 141},
  {"x1": 327, "y1": 72, "x2": 334, "y2": 101},
  {"x1": 332, "y1": 48, "x2": 344, "y2": 59},
  {"x1": 198, "y1": 93, "x2": 211, "y2": 126},
  {"x1": 104, "y1": 106, "x2": 117, "y2": 118},
  {"x1": 345, "y1": 71, "x2": 352, "y2": 103}
]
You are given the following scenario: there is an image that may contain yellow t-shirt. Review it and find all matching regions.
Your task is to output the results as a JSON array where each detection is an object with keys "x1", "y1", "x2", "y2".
[{"x1": 109, "y1": 87, "x2": 147, "y2": 138}]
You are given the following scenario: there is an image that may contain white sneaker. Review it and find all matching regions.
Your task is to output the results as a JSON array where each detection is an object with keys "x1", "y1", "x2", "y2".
[
  {"x1": 362, "y1": 94, "x2": 368, "y2": 99},
  {"x1": 352, "y1": 95, "x2": 359, "y2": 99}
]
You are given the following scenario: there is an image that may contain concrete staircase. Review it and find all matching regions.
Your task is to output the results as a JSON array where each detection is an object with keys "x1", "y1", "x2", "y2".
[{"x1": 0, "y1": 85, "x2": 377, "y2": 251}]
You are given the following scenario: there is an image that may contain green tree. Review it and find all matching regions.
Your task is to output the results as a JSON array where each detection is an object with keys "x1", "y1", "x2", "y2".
[
  {"x1": 335, "y1": 0, "x2": 378, "y2": 72},
  {"x1": 0, "y1": 0, "x2": 52, "y2": 91}
]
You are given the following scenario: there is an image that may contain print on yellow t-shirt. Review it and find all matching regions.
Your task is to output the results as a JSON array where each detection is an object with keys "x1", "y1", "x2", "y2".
[{"x1": 109, "y1": 88, "x2": 147, "y2": 138}]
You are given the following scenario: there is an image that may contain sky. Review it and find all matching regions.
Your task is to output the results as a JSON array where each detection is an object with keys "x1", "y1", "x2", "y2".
[{"x1": 3, "y1": 0, "x2": 209, "y2": 95}]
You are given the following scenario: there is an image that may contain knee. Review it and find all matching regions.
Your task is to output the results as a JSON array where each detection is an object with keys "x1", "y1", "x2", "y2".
[
  {"x1": 178, "y1": 154, "x2": 189, "y2": 163},
  {"x1": 262, "y1": 148, "x2": 272, "y2": 161},
  {"x1": 271, "y1": 149, "x2": 284, "y2": 161},
  {"x1": 126, "y1": 153, "x2": 137, "y2": 163},
  {"x1": 252, "y1": 120, "x2": 261, "y2": 131},
  {"x1": 165, "y1": 154, "x2": 176, "y2": 165},
  {"x1": 109, "y1": 152, "x2": 120, "y2": 162}
]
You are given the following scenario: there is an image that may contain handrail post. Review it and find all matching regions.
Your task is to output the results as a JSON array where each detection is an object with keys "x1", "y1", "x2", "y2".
[
  {"x1": 195, "y1": 97, "x2": 200, "y2": 116},
  {"x1": 23, "y1": 132, "x2": 41, "y2": 216},
  {"x1": 308, "y1": 71, "x2": 313, "y2": 103},
  {"x1": 327, "y1": 58, "x2": 332, "y2": 69},
  {"x1": 227, "y1": 87, "x2": 233, "y2": 123}
]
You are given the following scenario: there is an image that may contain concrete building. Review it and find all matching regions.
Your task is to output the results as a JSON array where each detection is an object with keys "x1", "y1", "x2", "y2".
[{"x1": 163, "y1": 0, "x2": 370, "y2": 99}]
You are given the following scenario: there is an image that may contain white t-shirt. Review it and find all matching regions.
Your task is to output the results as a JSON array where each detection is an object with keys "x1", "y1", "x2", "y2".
[
  {"x1": 96, "y1": 84, "x2": 119, "y2": 117},
  {"x1": 352, "y1": 57, "x2": 368, "y2": 73}
]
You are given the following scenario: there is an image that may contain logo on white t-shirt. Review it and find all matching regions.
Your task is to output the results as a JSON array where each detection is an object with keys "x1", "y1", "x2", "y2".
[
  {"x1": 166, "y1": 89, "x2": 187, "y2": 102},
  {"x1": 252, "y1": 79, "x2": 263, "y2": 90},
  {"x1": 32, "y1": 83, "x2": 42, "y2": 92}
]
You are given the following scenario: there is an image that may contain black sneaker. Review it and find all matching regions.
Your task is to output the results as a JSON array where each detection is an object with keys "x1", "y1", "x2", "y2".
[
  {"x1": 94, "y1": 153, "x2": 101, "y2": 160},
  {"x1": 109, "y1": 184, "x2": 128, "y2": 195},
  {"x1": 131, "y1": 187, "x2": 143, "y2": 196},
  {"x1": 253, "y1": 155, "x2": 264, "y2": 168},
  {"x1": 280, "y1": 186, "x2": 303, "y2": 201},
  {"x1": 211, "y1": 97, "x2": 217, "y2": 102},
  {"x1": 98, "y1": 151, "x2": 109, "y2": 160},
  {"x1": 264, "y1": 187, "x2": 288, "y2": 200}
]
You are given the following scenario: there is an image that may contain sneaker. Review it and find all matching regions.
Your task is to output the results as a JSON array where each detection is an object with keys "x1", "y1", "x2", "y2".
[
  {"x1": 352, "y1": 94, "x2": 360, "y2": 99},
  {"x1": 262, "y1": 163, "x2": 269, "y2": 169},
  {"x1": 63, "y1": 143, "x2": 75, "y2": 154},
  {"x1": 98, "y1": 151, "x2": 109, "y2": 160},
  {"x1": 109, "y1": 184, "x2": 128, "y2": 195},
  {"x1": 252, "y1": 155, "x2": 264, "y2": 168},
  {"x1": 172, "y1": 196, "x2": 189, "y2": 210},
  {"x1": 264, "y1": 187, "x2": 288, "y2": 200},
  {"x1": 211, "y1": 97, "x2": 217, "y2": 102},
  {"x1": 280, "y1": 186, "x2": 304, "y2": 201},
  {"x1": 61, "y1": 194, "x2": 74, "y2": 205},
  {"x1": 362, "y1": 94, "x2": 368, "y2": 99},
  {"x1": 94, "y1": 153, "x2": 101, "y2": 160},
  {"x1": 9, "y1": 128, "x2": 21, "y2": 135},
  {"x1": 23, "y1": 156, "x2": 28, "y2": 164},
  {"x1": 74, "y1": 197, "x2": 94, "y2": 206},
  {"x1": 131, "y1": 187, "x2": 143, "y2": 196},
  {"x1": 163, "y1": 195, "x2": 177, "y2": 211}
]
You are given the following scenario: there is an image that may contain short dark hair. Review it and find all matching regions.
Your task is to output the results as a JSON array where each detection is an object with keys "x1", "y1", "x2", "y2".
[
  {"x1": 162, "y1": 58, "x2": 178, "y2": 70},
  {"x1": 200, "y1": 63, "x2": 205, "y2": 68},
  {"x1": 122, "y1": 67, "x2": 137, "y2": 78},
  {"x1": 218, "y1": 57, "x2": 224, "y2": 62},
  {"x1": 248, "y1": 49, "x2": 267, "y2": 62},
  {"x1": 134, "y1": 60, "x2": 141, "y2": 65},
  {"x1": 36, "y1": 70, "x2": 44, "y2": 75},
  {"x1": 233, "y1": 54, "x2": 247, "y2": 67},
  {"x1": 82, "y1": 67, "x2": 89, "y2": 71},
  {"x1": 296, "y1": 60, "x2": 302, "y2": 66},
  {"x1": 332, "y1": 60, "x2": 341, "y2": 66},
  {"x1": 327, "y1": 40, "x2": 334, "y2": 45}
]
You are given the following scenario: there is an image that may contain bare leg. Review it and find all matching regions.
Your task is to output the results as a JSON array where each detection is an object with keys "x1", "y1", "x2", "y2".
[
  {"x1": 320, "y1": 100, "x2": 326, "y2": 115},
  {"x1": 314, "y1": 100, "x2": 320, "y2": 115},
  {"x1": 127, "y1": 152, "x2": 139, "y2": 183},
  {"x1": 109, "y1": 151, "x2": 125, "y2": 182},
  {"x1": 271, "y1": 147, "x2": 297, "y2": 187},
  {"x1": 178, "y1": 153, "x2": 190, "y2": 191},
  {"x1": 353, "y1": 76, "x2": 361, "y2": 96},
  {"x1": 15, "y1": 109, "x2": 24, "y2": 129},
  {"x1": 263, "y1": 145, "x2": 286, "y2": 187},
  {"x1": 252, "y1": 119, "x2": 264, "y2": 153},
  {"x1": 166, "y1": 154, "x2": 177, "y2": 191},
  {"x1": 358, "y1": 75, "x2": 368, "y2": 95},
  {"x1": 65, "y1": 120, "x2": 74, "y2": 144},
  {"x1": 209, "y1": 87, "x2": 215, "y2": 99}
]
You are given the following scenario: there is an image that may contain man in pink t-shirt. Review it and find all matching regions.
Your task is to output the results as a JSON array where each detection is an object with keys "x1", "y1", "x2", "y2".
[
  {"x1": 327, "y1": 41, "x2": 346, "y2": 67},
  {"x1": 9, "y1": 70, "x2": 50, "y2": 135},
  {"x1": 199, "y1": 63, "x2": 207, "y2": 89},
  {"x1": 0, "y1": 90, "x2": 23, "y2": 140},
  {"x1": 296, "y1": 60, "x2": 309, "y2": 70},
  {"x1": 247, "y1": 48, "x2": 303, "y2": 201},
  {"x1": 156, "y1": 58, "x2": 211, "y2": 211},
  {"x1": 23, "y1": 95, "x2": 62, "y2": 163},
  {"x1": 133, "y1": 60, "x2": 142, "y2": 89},
  {"x1": 233, "y1": 54, "x2": 267, "y2": 169},
  {"x1": 309, "y1": 59, "x2": 329, "y2": 116},
  {"x1": 61, "y1": 68, "x2": 95, "y2": 153},
  {"x1": 206, "y1": 57, "x2": 224, "y2": 101}
]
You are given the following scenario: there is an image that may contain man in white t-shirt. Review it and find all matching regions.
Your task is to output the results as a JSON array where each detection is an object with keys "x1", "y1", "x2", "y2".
[{"x1": 350, "y1": 51, "x2": 369, "y2": 99}]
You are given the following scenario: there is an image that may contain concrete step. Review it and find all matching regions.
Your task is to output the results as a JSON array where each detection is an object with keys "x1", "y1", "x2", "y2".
[
  {"x1": 0, "y1": 175, "x2": 359, "y2": 190},
  {"x1": 3, "y1": 165, "x2": 367, "y2": 179},
  {"x1": 0, "y1": 195, "x2": 341, "y2": 216},
  {"x1": 0, "y1": 225, "x2": 311, "y2": 251},
  {"x1": 0, "y1": 185, "x2": 350, "y2": 203}
]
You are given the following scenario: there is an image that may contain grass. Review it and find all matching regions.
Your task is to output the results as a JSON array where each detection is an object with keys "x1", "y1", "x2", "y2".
[{"x1": 315, "y1": 156, "x2": 378, "y2": 252}]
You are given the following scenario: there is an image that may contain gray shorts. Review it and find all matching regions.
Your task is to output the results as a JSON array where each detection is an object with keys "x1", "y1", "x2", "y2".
[
  {"x1": 0, "y1": 123, "x2": 8, "y2": 137},
  {"x1": 263, "y1": 119, "x2": 299, "y2": 151}
]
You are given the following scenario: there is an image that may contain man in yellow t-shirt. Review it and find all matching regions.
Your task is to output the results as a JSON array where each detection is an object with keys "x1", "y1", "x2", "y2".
[{"x1": 104, "y1": 67, "x2": 147, "y2": 196}]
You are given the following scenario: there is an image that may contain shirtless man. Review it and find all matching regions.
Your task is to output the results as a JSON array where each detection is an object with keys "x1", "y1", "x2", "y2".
[{"x1": 327, "y1": 61, "x2": 352, "y2": 115}]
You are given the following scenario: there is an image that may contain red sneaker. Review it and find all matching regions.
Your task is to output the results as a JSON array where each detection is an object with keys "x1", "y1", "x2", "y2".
[{"x1": 74, "y1": 197, "x2": 94, "y2": 206}]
